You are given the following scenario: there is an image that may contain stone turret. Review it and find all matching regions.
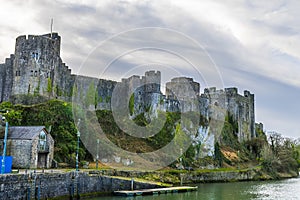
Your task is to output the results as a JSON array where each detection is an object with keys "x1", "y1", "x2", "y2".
[
  {"x1": 144, "y1": 70, "x2": 161, "y2": 112},
  {"x1": 12, "y1": 33, "x2": 61, "y2": 97},
  {"x1": 7, "y1": 33, "x2": 75, "y2": 103},
  {"x1": 144, "y1": 70, "x2": 161, "y2": 93},
  {"x1": 165, "y1": 77, "x2": 200, "y2": 112},
  {"x1": 0, "y1": 33, "x2": 258, "y2": 145},
  {"x1": 0, "y1": 54, "x2": 14, "y2": 102},
  {"x1": 166, "y1": 77, "x2": 200, "y2": 100},
  {"x1": 119, "y1": 70, "x2": 162, "y2": 116},
  {"x1": 202, "y1": 87, "x2": 255, "y2": 141},
  {"x1": 244, "y1": 90, "x2": 255, "y2": 138}
]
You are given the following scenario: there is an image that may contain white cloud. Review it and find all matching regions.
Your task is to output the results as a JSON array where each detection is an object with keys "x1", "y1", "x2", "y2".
[{"x1": 0, "y1": 0, "x2": 299, "y2": 138}]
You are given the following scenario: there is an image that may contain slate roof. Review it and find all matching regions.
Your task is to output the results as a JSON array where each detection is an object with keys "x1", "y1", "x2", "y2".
[{"x1": 7, "y1": 126, "x2": 46, "y2": 140}]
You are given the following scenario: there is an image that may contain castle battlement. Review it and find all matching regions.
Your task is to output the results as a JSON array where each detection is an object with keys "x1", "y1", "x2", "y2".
[
  {"x1": 145, "y1": 70, "x2": 160, "y2": 75},
  {"x1": 16, "y1": 33, "x2": 60, "y2": 42},
  {"x1": 244, "y1": 90, "x2": 254, "y2": 98},
  {"x1": 225, "y1": 87, "x2": 238, "y2": 95},
  {"x1": 170, "y1": 77, "x2": 193, "y2": 83},
  {"x1": 0, "y1": 32, "x2": 257, "y2": 142},
  {"x1": 166, "y1": 77, "x2": 200, "y2": 100},
  {"x1": 203, "y1": 86, "x2": 255, "y2": 141},
  {"x1": 15, "y1": 33, "x2": 61, "y2": 59}
]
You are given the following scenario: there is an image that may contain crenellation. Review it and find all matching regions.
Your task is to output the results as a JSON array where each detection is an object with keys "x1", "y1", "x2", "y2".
[
  {"x1": 166, "y1": 77, "x2": 200, "y2": 99},
  {"x1": 15, "y1": 35, "x2": 27, "y2": 47},
  {"x1": 165, "y1": 77, "x2": 200, "y2": 113},
  {"x1": 144, "y1": 70, "x2": 161, "y2": 93},
  {"x1": 11, "y1": 33, "x2": 63, "y2": 99},
  {"x1": 225, "y1": 87, "x2": 238, "y2": 96},
  {"x1": 201, "y1": 86, "x2": 256, "y2": 141},
  {"x1": 0, "y1": 32, "x2": 258, "y2": 144}
]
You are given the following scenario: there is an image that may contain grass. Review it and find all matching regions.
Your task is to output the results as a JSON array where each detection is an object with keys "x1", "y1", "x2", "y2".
[{"x1": 109, "y1": 175, "x2": 172, "y2": 187}]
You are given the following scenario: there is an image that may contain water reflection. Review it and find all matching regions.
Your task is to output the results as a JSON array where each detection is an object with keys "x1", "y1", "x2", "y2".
[
  {"x1": 250, "y1": 178, "x2": 300, "y2": 200},
  {"x1": 90, "y1": 177, "x2": 300, "y2": 200}
]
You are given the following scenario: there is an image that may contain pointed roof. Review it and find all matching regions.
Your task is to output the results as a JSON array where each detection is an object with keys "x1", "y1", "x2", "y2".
[{"x1": 7, "y1": 126, "x2": 47, "y2": 140}]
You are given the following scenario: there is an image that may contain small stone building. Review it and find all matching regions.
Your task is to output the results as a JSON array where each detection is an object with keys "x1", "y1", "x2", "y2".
[{"x1": 0, "y1": 126, "x2": 54, "y2": 169}]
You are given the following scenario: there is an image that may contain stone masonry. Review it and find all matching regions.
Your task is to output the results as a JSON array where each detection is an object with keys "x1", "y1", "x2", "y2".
[
  {"x1": 0, "y1": 171, "x2": 162, "y2": 199},
  {"x1": 0, "y1": 33, "x2": 258, "y2": 143}
]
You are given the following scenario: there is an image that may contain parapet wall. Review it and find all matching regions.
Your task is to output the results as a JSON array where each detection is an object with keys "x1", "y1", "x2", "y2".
[
  {"x1": 0, "y1": 172, "x2": 161, "y2": 199},
  {"x1": 0, "y1": 33, "x2": 257, "y2": 142}
]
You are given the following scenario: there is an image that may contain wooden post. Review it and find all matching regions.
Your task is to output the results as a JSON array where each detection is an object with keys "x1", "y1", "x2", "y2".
[{"x1": 131, "y1": 178, "x2": 134, "y2": 191}]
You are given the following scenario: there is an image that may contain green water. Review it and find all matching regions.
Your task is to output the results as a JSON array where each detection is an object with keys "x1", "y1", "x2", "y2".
[{"x1": 90, "y1": 177, "x2": 300, "y2": 200}]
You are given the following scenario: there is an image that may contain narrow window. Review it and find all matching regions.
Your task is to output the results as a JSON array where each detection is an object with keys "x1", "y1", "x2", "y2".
[{"x1": 39, "y1": 131, "x2": 47, "y2": 151}]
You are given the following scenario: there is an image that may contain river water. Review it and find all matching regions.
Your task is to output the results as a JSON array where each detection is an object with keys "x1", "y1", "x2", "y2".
[{"x1": 90, "y1": 177, "x2": 300, "y2": 200}]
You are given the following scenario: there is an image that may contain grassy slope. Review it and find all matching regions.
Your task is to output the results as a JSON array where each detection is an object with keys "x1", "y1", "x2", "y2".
[{"x1": 0, "y1": 99, "x2": 298, "y2": 179}]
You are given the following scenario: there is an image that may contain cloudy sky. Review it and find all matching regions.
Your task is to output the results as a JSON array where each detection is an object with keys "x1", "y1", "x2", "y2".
[{"x1": 0, "y1": 0, "x2": 300, "y2": 138}]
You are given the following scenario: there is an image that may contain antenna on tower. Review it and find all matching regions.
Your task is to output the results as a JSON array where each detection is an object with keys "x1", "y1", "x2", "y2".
[{"x1": 50, "y1": 18, "x2": 53, "y2": 38}]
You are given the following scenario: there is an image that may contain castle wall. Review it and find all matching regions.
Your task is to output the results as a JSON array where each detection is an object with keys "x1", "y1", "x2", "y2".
[
  {"x1": 12, "y1": 33, "x2": 61, "y2": 99},
  {"x1": 245, "y1": 90, "x2": 255, "y2": 138},
  {"x1": 72, "y1": 75, "x2": 117, "y2": 110},
  {"x1": 0, "y1": 55, "x2": 14, "y2": 102},
  {"x1": 166, "y1": 77, "x2": 200, "y2": 100},
  {"x1": 73, "y1": 75, "x2": 99, "y2": 110},
  {"x1": 199, "y1": 95, "x2": 209, "y2": 118},
  {"x1": 119, "y1": 71, "x2": 162, "y2": 117},
  {"x1": 165, "y1": 77, "x2": 200, "y2": 112},
  {"x1": 0, "y1": 33, "x2": 257, "y2": 146},
  {"x1": 96, "y1": 79, "x2": 116, "y2": 110},
  {"x1": 128, "y1": 75, "x2": 145, "y2": 115},
  {"x1": 52, "y1": 62, "x2": 74, "y2": 101},
  {"x1": 144, "y1": 70, "x2": 161, "y2": 110},
  {"x1": 160, "y1": 98, "x2": 180, "y2": 112},
  {"x1": 203, "y1": 87, "x2": 255, "y2": 142},
  {"x1": 255, "y1": 122, "x2": 264, "y2": 136},
  {"x1": 0, "y1": 63, "x2": 4, "y2": 101}
]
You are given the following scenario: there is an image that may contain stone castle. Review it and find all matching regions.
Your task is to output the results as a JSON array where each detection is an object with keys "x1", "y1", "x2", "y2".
[{"x1": 0, "y1": 33, "x2": 258, "y2": 144}]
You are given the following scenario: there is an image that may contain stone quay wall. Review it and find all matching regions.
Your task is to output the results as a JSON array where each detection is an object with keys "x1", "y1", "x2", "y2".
[
  {"x1": 0, "y1": 171, "x2": 161, "y2": 199},
  {"x1": 99, "y1": 169, "x2": 261, "y2": 185}
]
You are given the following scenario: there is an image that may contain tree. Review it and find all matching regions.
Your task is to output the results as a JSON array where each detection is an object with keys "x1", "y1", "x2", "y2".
[
  {"x1": 85, "y1": 82, "x2": 96, "y2": 108},
  {"x1": 269, "y1": 132, "x2": 283, "y2": 156},
  {"x1": 4, "y1": 110, "x2": 23, "y2": 125},
  {"x1": 262, "y1": 132, "x2": 299, "y2": 175},
  {"x1": 129, "y1": 94, "x2": 135, "y2": 116},
  {"x1": 214, "y1": 142, "x2": 223, "y2": 167},
  {"x1": 47, "y1": 77, "x2": 52, "y2": 98}
]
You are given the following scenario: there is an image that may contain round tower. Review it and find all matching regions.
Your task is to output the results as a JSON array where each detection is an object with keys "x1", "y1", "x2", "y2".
[{"x1": 12, "y1": 33, "x2": 61, "y2": 97}]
